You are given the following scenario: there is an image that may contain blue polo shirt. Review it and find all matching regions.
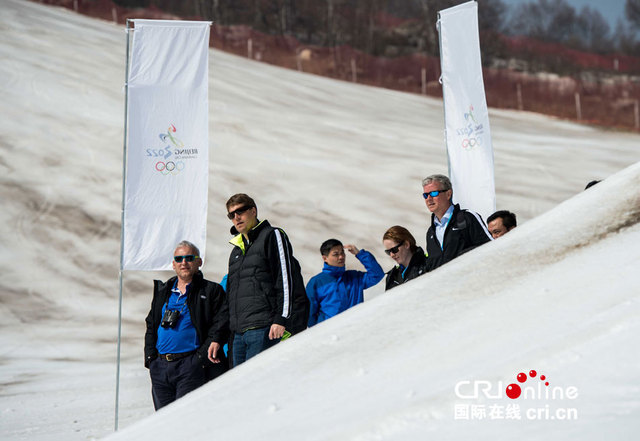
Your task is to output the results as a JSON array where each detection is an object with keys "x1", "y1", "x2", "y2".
[{"x1": 156, "y1": 281, "x2": 200, "y2": 355}]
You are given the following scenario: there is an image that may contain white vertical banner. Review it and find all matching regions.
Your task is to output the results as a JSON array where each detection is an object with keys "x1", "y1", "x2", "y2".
[
  {"x1": 438, "y1": 1, "x2": 495, "y2": 221},
  {"x1": 123, "y1": 20, "x2": 211, "y2": 270}
]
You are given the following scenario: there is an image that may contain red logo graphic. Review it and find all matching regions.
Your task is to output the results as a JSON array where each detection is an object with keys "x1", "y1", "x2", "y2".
[{"x1": 506, "y1": 370, "x2": 549, "y2": 399}]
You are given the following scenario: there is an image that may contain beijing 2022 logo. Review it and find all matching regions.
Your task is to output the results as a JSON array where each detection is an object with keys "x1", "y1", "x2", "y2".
[
  {"x1": 146, "y1": 124, "x2": 199, "y2": 176},
  {"x1": 454, "y1": 104, "x2": 484, "y2": 151}
]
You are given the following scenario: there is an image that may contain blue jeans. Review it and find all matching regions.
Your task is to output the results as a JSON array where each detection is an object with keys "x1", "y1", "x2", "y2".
[{"x1": 232, "y1": 327, "x2": 279, "y2": 367}]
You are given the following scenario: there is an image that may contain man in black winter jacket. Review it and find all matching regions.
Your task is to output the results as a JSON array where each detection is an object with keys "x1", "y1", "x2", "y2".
[
  {"x1": 225, "y1": 193, "x2": 309, "y2": 367},
  {"x1": 144, "y1": 240, "x2": 229, "y2": 410},
  {"x1": 422, "y1": 174, "x2": 492, "y2": 271}
]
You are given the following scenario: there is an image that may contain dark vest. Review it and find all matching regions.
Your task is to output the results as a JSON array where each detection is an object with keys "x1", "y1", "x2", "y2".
[{"x1": 227, "y1": 220, "x2": 308, "y2": 334}]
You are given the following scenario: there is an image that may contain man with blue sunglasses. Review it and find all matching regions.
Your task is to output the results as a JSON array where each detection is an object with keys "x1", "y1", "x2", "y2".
[
  {"x1": 422, "y1": 174, "x2": 492, "y2": 271},
  {"x1": 144, "y1": 241, "x2": 229, "y2": 410}
]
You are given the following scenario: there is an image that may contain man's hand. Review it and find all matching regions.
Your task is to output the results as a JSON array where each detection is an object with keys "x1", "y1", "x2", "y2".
[
  {"x1": 269, "y1": 324, "x2": 286, "y2": 340},
  {"x1": 207, "y1": 342, "x2": 221, "y2": 363},
  {"x1": 344, "y1": 244, "x2": 360, "y2": 255}
]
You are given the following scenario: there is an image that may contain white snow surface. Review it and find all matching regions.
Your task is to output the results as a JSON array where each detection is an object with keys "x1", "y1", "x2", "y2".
[{"x1": 0, "y1": 0, "x2": 639, "y2": 440}]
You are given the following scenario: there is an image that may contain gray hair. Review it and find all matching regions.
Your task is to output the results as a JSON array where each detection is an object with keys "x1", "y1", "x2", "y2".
[
  {"x1": 175, "y1": 240, "x2": 200, "y2": 256},
  {"x1": 422, "y1": 174, "x2": 452, "y2": 201},
  {"x1": 421, "y1": 174, "x2": 452, "y2": 190}
]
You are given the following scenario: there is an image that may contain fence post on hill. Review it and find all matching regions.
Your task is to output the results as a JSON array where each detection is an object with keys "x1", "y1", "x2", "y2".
[
  {"x1": 422, "y1": 68, "x2": 427, "y2": 95},
  {"x1": 112, "y1": 8, "x2": 117, "y2": 24},
  {"x1": 351, "y1": 58, "x2": 357, "y2": 83},
  {"x1": 575, "y1": 92, "x2": 582, "y2": 121},
  {"x1": 635, "y1": 100, "x2": 639, "y2": 130},
  {"x1": 73, "y1": 0, "x2": 78, "y2": 11},
  {"x1": 247, "y1": 38, "x2": 252, "y2": 59},
  {"x1": 516, "y1": 83, "x2": 523, "y2": 110}
]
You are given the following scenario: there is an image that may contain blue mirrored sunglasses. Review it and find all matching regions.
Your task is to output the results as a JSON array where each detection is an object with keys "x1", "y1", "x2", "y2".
[
  {"x1": 174, "y1": 255, "x2": 199, "y2": 263},
  {"x1": 423, "y1": 190, "x2": 446, "y2": 199}
]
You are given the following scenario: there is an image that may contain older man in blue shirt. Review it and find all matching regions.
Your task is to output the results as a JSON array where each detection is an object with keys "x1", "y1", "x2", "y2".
[{"x1": 144, "y1": 241, "x2": 229, "y2": 410}]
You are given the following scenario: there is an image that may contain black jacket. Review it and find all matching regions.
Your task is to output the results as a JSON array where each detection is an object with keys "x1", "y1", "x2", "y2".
[
  {"x1": 384, "y1": 247, "x2": 429, "y2": 291},
  {"x1": 144, "y1": 271, "x2": 229, "y2": 379},
  {"x1": 227, "y1": 220, "x2": 309, "y2": 335},
  {"x1": 426, "y1": 204, "x2": 492, "y2": 271}
]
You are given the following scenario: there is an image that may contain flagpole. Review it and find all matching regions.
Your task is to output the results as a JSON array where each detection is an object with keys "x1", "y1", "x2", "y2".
[
  {"x1": 436, "y1": 12, "x2": 452, "y2": 179},
  {"x1": 115, "y1": 18, "x2": 133, "y2": 432}
]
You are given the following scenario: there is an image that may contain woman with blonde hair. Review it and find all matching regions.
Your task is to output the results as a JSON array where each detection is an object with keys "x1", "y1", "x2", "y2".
[{"x1": 382, "y1": 226, "x2": 428, "y2": 291}]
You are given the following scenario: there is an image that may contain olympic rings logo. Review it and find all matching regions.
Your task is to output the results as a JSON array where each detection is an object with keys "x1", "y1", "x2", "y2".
[
  {"x1": 461, "y1": 137, "x2": 483, "y2": 150},
  {"x1": 155, "y1": 161, "x2": 185, "y2": 175}
]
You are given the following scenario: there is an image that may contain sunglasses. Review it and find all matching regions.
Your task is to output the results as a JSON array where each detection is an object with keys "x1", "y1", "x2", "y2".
[
  {"x1": 227, "y1": 205, "x2": 253, "y2": 220},
  {"x1": 423, "y1": 190, "x2": 447, "y2": 199},
  {"x1": 384, "y1": 244, "x2": 401, "y2": 255},
  {"x1": 174, "y1": 255, "x2": 199, "y2": 263}
]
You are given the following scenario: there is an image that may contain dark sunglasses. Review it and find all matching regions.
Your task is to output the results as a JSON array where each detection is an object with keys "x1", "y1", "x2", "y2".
[
  {"x1": 384, "y1": 244, "x2": 401, "y2": 255},
  {"x1": 174, "y1": 255, "x2": 199, "y2": 263},
  {"x1": 227, "y1": 205, "x2": 253, "y2": 220},
  {"x1": 423, "y1": 190, "x2": 447, "y2": 199}
]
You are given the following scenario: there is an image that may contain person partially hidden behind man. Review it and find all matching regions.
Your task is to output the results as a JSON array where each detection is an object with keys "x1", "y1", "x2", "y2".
[
  {"x1": 486, "y1": 210, "x2": 517, "y2": 239},
  {"x1": 382, "y1": 226, "x2": 428, "y2": 291},
  {"x1": 225, "y1": 193, "x2": 309, "y2": 367},
  {"x1": 144, "y1": 240, "x2": 229, "y2": 410},
  {"x1": 306, "y1": 239, "x2": 384, "y2": 326},
  {"x1": 422, "y1": 174, "x2": 492, "y2": 271}
]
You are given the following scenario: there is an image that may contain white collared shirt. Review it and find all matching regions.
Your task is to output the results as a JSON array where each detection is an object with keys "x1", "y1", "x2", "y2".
[{"x1": 434, "y1": 204, "x2": 455, "y2": 249}]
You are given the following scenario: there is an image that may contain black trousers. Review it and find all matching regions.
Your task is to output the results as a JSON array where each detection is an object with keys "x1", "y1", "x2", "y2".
[{"x1": 149, "y1": 353, "x2": 206, "y2": 410}]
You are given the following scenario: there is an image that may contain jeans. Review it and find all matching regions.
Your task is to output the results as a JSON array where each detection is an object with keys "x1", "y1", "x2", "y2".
[
  {"x1": 232, "y1": 326, "x2": 279, "y2": 367},
  {"x1": 149, "y1": 353, "x2": 206, "y2": 410}
]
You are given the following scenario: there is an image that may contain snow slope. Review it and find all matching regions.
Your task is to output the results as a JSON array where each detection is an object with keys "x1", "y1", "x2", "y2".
[
  {"x1": 108, "y1": 162, "x2": 640, "y2": 440},
  {"x1": 0, "y1": 0, "x2": 638, "y2": 439}
]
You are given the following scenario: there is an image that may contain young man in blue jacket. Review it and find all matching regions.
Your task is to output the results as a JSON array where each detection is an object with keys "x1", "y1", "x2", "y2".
[{"x1": 306, "y1": 239, "x2": 384, "y2": 327}]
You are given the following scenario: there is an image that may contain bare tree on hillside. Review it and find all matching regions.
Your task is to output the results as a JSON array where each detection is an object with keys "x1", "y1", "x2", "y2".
[
  {"x1": 509, "y1": 0, "x2": 615, "y2": 53},
  {"x1": 576, "y1": 7, "x2": 613, "y2": 53},
  {"x1": 510, "y1": 0, "x2": 579, "y2": 43},
  {"x1": 615, "y1": 19, "x2": 640, "y2": 55},
  {"x1": 627, "y1": 0, "x2": 640, "y2": 29}
]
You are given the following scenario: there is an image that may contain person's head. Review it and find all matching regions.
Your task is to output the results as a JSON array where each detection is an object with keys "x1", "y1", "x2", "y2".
[
  {"x1": 320, "y1": 239, "x2": 345, "y2": 267},
  {"x1": 422, "y1": 174, "x2": 453, "y2": 219},
  {"x1": 486, "y1": 210, "x2": 517, "y2": 239},
  {"x1": 226, "y1": 193, "x2": 258, "y2": 236},
  {"x1": 172, "y1": 240, "x2": 202, "y2": 282},
  {"x1": 382, "y1": 226, "x2": 417, "y2": 268}
]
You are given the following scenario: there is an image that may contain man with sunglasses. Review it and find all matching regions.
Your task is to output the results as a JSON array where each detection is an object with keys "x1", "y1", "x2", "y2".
[
  {"x1": 144, "y1": 240, "x2": 229, "y2": 410},
  {"x1": 306, "y1": 239, "x2": 384, "y2": 327},
  {"x1": 422, "y1": 174, "x2": 492, "y2": 271},
  {"x1": 225, "y1": 193, "x2": 309, "y2": 367}
]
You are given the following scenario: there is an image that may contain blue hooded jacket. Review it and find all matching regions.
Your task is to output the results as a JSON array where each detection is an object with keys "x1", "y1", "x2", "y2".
[{"x1": 306, "y1": 250, "x2": 384, "y2": 327}]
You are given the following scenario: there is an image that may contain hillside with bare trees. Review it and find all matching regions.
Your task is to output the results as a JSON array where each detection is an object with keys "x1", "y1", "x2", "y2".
[{"x1": 36, "y1": 0, "x2": 640, "y2": 130}]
